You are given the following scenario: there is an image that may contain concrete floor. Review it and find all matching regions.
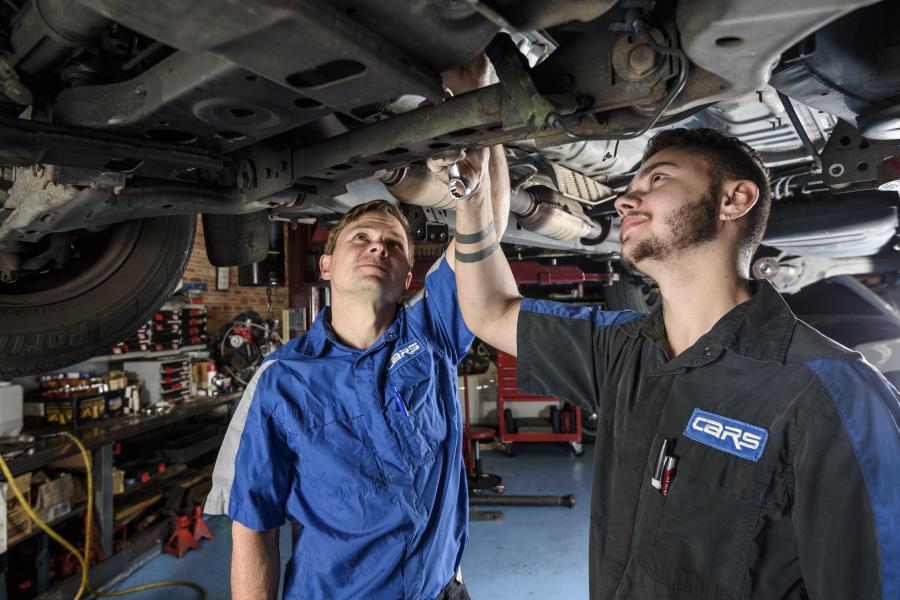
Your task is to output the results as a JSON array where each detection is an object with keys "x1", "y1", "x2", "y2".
[{"x1": 106, "y1": 443, "x2": 593, "y2": 599}]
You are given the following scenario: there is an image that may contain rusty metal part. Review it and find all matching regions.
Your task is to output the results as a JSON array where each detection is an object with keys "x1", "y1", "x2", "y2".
[
  {"x1": 611, "y1": 28, "x2": 665, "y2": 83},
  {"x1": 486, "y1": 33, "x2": 557, "y2": 130},
  {"x1": 0, "y1": 167, "x2": 285, "y2": 243}
]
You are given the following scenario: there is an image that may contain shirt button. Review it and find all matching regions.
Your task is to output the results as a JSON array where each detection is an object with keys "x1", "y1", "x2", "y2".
[{"x1": 703, "y1": 346, "x2": 712, "y2": 356}]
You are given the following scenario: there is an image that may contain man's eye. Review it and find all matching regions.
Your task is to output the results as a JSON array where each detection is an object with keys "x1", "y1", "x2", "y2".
[
  {"x1": 354, "y1": 232, "x2": 368, "y2": 241},
  {"x1": 651, "y1": 173, "x2": 666, "y2": 183},
  {"x1": 389, "y1": 241, "x2": 402, "y2": 249}
]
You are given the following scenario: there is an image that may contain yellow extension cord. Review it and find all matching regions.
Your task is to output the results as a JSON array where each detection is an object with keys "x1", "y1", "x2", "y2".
[{"x1": 0, "y1": 432, "x2": 207, "y2": 599}]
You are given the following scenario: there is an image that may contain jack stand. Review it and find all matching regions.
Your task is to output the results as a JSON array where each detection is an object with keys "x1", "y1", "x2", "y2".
[
  {"x1": 190, "y1": 504, "x2": 214, "y2": 542},
  {"x1": 164, "y1": 515, "x2": 201, "y2": 558}
]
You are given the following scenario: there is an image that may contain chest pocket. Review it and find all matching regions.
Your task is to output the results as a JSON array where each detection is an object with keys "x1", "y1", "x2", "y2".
[
  {"x1": 387, "y1": 351, "x2": 444, "y2": 467},
  {"x1": 638, "y1": 441, "x2": 777, "y2": 599},
  {"x1": 292, "y1": 402, "x2": 386, "y2": 501}
]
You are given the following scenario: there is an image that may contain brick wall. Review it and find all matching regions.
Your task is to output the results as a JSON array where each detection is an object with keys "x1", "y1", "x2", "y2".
[{"x1": 182, "y1": 220, "x2": 290, "y2": 337}]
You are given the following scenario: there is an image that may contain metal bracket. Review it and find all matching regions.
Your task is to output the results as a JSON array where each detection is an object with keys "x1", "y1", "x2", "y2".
[
  {"x1": 821, "y1": 120, "x2": 900, "y2": 193},
  {"x1": 486, "y1": 33, "x2": 557, "y2": 129},
  {"x1": 401, "y1": 205, "x2": 449, "y2": 243}
]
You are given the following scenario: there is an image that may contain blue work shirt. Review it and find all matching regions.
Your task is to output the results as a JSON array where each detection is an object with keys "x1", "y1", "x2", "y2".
[{"x1": 205, "y1": 257, "x2": 474, "y2": 599}]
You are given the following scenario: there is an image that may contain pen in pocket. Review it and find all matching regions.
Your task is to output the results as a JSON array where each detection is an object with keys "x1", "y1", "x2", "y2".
[{"x1": 391, "y1": 384, "x2": 409, "y2": 419}]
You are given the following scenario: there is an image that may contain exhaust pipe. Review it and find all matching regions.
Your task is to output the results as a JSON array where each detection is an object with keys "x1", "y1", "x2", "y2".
[
  {"x1": 513, "y1": 186, "x2": 607, "y2": 241},
  {"x1": 379, "y1": 165, "x2": 456, "y2": 210},
  {"x1": 381, "y1": 168, "x2": 608, "y2": 243}
]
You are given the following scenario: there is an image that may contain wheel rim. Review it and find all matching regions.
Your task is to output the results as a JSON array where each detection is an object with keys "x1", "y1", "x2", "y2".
[{"x1": 0, "y1": 220, "x2": 142, "y2": 307}]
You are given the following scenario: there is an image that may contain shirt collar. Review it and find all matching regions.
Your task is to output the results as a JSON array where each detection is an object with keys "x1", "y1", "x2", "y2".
[
  {"x1": 638, "y1": 280, "x2": 797, "y2": 368},
  {"x1": 303, "y1": 306, "x2": 403, "y2": 357}
]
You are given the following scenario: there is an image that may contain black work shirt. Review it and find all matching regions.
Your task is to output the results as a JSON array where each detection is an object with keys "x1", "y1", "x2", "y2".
[{"x1": 517, "y1": 282, "x2": 899, "y2": 600}]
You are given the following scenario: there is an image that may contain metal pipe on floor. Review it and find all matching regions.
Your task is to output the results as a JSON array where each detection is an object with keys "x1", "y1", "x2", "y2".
[{"x1": 469, "y1": 494, "x2": 575, "y2": 508}]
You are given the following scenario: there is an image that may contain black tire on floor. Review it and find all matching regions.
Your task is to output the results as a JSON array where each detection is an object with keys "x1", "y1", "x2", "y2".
[
  {"x1": 605, "y1": 272, "x2": 660, "y2": 312},
  {"x1": 0, "y1": 215, "x2": 196, "y2": 378},
  {"x1": 503, "y1": 408, "x2": 518, "y2": 434},
  {"x1": 550, "y1": 405, "x2": 560, "y2": 434}
]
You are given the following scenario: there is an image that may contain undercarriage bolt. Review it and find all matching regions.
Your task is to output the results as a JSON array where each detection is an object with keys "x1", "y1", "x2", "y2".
[{"x1": 0, "y1": 270, "x2": 17, "y2": 283}]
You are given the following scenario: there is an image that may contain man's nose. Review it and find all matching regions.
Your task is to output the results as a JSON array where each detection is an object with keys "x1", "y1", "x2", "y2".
[
  {"x1": 367, "y1": 240, "x2": 387, "y2": 255},
  {"x1": 614, "y1": 192, "x2": 641, "y2": 217}
]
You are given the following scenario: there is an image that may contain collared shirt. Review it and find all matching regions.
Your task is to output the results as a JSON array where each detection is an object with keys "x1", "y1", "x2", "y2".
[
  {"x1": 517, "y1": 281, "x2": 899, "y2": 600},
  {"x1": 205, "y1": 257, "x2": 474, "y2": 600}
]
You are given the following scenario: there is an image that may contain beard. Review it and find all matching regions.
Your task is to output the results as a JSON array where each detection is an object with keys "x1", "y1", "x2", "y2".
[{"x1": 621, "y1": 181, "x2": 720, "y2": 270}]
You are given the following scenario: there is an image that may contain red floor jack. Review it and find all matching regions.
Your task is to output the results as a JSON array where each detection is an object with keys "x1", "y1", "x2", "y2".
[
  {"x1": 164, "y1": 515, "x2": 200, "y2": 558},
  {"x1": 190, "y1": 504, "x2": 214, "y2": 542}
]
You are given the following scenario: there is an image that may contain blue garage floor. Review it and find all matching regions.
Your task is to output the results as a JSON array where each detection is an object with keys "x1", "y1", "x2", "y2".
[{"x1": 106, "y1": 443, "x2": 593, "y2": 599}]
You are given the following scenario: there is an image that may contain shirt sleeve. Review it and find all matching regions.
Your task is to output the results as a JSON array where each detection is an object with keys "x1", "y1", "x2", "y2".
[
  {"x1": 204, "y1": 361, "x2": 294, "y2": 530},
  {"x1": 516, "y1": 299, "x2": 642, "y2": 413},
  {"x1": 404, "y1": 255, "x2": 474, "y2": 364},
  {"x1": 796, "y1": 358, "x2": 900, "y2": 600}
]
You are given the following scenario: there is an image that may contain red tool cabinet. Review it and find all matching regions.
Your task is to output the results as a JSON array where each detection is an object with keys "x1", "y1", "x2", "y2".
[{"x1": 496, "y1": 351, "x2": 584, "y2": 455}]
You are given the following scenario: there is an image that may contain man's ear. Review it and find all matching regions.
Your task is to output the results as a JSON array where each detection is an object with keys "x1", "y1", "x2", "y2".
[
  {"x1": 721, "y1": 179, "x2": 759, "y2": 222},
  {"x1": 319, "y1": 254, "x2": 332, "y2": 281},
  {"x1": 404, "y1": 270, "x2": 413, "y2": 290}
]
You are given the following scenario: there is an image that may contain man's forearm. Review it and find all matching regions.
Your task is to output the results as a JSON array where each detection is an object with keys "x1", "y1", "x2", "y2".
[
  {"x1": 231, "y1": 523, "x2": 280, "y2": 600},
  {"x1": 454, "y1": 181, "x2": 522, "y2": 353},
  {"x1": 488, "y1": 145, "x2": 510, "y2": 239}
]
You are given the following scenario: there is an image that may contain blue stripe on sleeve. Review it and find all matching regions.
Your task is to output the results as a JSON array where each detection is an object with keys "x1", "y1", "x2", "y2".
[
  {"x1": 520, "y1": 298, "x2": 644, "y2": 328},
  {"x1": 804, "y1": 358, "x2": 900, "y2": 599},
  {"x1": 406, "y1": 255, "x2": 473, "y2": 363}
]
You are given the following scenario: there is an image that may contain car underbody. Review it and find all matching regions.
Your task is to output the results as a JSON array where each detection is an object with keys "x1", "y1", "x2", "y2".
[{"x1": 2, "y1": 0, "x2": 900, "y2": 375}]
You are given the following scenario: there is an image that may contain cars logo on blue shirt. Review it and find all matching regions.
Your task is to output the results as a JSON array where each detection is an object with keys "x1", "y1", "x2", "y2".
[
  {"x1": 683, "y1": 408, "x2": 768, "y2": 462},
  {"x1": 390, "y1": 341, "x2": 421, "y2": 370}
]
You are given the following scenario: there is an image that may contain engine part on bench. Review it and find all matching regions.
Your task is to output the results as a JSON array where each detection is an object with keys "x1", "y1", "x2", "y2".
[
  {"x1": 379, "y1": 165, "x2": 456, "y2": 210},
  {"x1": 512, "y1": 186, "x2": 607, "y2": 241}
]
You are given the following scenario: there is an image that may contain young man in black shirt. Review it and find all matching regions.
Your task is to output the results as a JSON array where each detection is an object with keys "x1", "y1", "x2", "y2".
[{"x1": 451, "y1": 128, "x2": 898, "y2": 599}]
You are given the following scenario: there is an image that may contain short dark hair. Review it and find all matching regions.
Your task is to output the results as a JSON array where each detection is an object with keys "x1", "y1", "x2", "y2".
[
  {"x1": 642, "y1": 128, "x2": 771, "y2": 260},
  {"x1": 324, "y1": 200, "x2": 415, "y2": 268}
]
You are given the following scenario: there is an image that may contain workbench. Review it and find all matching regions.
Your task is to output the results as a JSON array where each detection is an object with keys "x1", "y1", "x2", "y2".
[{"x1": 0, "y1": 392, "x2": 240, "y2": 600}]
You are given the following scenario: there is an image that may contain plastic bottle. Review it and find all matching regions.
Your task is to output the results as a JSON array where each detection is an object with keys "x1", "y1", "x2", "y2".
[{"x1": 0, "y1": 382, "x2": 24, "y2": 436}]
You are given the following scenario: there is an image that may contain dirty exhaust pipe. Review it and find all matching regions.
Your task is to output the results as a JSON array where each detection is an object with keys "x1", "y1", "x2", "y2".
[{"x1": 380, "y1": 168, "x2": 608, "y2": 243}]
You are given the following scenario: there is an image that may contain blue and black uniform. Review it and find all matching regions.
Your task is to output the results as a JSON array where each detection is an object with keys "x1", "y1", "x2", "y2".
[
  {"x1": 517, "y1": 281, "x2": 899, "y2": 599},
  {"x1": 205, "y1": 257, "x2": 473, "y2": 600}
]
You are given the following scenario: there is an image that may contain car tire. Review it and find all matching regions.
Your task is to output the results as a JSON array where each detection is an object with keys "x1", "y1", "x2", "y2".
[
  {"x1": 605, "y1": 273, "x2": 660, "y2": 313},
  {"x1": 0, "y1": 215, "x2": 196, "y2": 378}
]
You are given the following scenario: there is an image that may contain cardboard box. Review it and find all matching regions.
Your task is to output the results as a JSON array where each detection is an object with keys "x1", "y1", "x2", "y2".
[
  {"x1": 2, "y1": 472, "x2": 33, "y2": 549},
  {"x1": 113, "y1": 468, "x2": 125, "y2": 495},
  {"x1": 33, "y1": 472, "x2": 74, "y2": 522}
]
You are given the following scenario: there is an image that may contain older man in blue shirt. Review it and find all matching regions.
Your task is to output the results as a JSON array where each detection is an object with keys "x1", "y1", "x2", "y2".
[{"x1": 205, "y1": 53, "x2": 509, "y2": 600}]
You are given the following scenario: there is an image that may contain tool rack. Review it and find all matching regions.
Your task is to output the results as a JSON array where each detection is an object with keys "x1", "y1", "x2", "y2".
[
  {"x1": 0, "y1": 392, "x2": 240, "y2": 600},
  {"x1": 496, "y1": 351, "x2": 583, "y2": 456}
]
